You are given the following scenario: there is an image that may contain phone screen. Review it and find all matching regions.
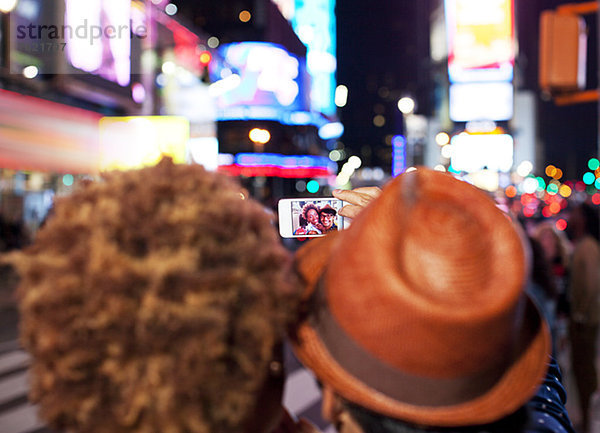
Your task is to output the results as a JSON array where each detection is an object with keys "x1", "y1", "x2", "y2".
[{"x1": 288, "y1": 198, "x2": 344, "y2": 236}]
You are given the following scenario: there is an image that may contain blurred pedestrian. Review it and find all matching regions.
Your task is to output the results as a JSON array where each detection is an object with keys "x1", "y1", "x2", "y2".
[
  {"x1": 527, "y1": 235, "x2": 560, "y2": 352},
  {"x1": 566, "y1": 202, "x2": 600, "y2": 432},
  {"x1": 291, "y1": 169, "x2": 575, "y2": 433},
  {"x1": 5, "y1": 159, "x2": 318, "y2": 433},
  {"x1": 533, "y1": 221, "x2": 571, "y2": 317}
]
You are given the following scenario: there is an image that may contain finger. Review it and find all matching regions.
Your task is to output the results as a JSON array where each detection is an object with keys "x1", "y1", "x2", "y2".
[
  {"x1": 349, "y1": 186, "x2": 382, "y2": 199},
  {"x1": 332, "y1": 190, "x2": 371, "y2": 207},
  {"x1": 338, "y1": 204, "x2": 363, "y2": 219}
]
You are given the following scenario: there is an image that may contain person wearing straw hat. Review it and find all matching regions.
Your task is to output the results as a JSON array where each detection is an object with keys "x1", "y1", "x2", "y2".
[
  {"x1": 291, "y1": 168, "x2": 576, "y2": 433},
  {"x1": 318, "y1": 205, "x2": 338, "y2": 233}
]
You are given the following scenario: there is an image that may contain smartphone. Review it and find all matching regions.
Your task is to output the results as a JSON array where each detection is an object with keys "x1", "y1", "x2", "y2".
[{"x1": 278, "y1": 198, "x2": 348, "y2": 238}]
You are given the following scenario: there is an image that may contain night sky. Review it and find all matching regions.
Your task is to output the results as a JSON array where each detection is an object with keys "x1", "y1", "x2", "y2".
[{"x1": 336, "y1": 1, "x2": 435, "y2": 169}]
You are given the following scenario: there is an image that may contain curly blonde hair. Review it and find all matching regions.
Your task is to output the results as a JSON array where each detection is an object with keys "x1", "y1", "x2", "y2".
[{"x1": 8, "y1": 159, "x2": 299, "y2": 433}]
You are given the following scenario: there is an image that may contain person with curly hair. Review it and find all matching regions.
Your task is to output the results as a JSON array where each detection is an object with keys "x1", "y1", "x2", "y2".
[
  {"x1": 294, "y1": 203, "x2": 322, "y2": 236},
  {"x1": 5, "y1": 159, "x2": 317, "y2": 433}
]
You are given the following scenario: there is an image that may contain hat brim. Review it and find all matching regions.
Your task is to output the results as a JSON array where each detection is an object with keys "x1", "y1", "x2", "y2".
[{"x1": 291, "y1": 233, "x2": 551, "y2": 427}]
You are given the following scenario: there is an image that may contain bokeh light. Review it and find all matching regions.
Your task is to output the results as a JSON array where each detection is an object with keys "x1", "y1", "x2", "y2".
[
  {"x1": 556, "y1": 219, "x2": 567, "y2": 231},
  {"x1": 435, "y1": 132, "x2": 450, "y2": 146},
  {"x1": 239, "y1": 10, "x2": 252, "y2": 22},
  {"x1": 545, "y1": 165, "x2": 556, "y2": 177},
  {"x1": 505, "y1": 185, "x2": 517, "y2": 198},
  {"x1": 0, "y1": 0, "x2": 18, "y2": 13},
  {"x1": 165, "y1": 3, "x2": 178, "y2": 15},
  {"x1": 583, "y1": 172, "x2": 595, "y2": 185},
  {"x1": 397, "y1": 97, "x2": 415, "y2": 114},
  {"x1": 306, "y1": 180, "x2": 319, "y2": 194},
  {"x1": 559, "y1": 184, "x2": 572, "y2": 198},
  {"x1": 516, "y1": 160, "x2": 533, "y2": 177},
  {"x1": 547, "y1": 183, "x2": 559, "y2": 195},
  {"x1": 23, "y1": 65, "x2": 39, "y2": 79},
  {"x1": 588, "y1": 158, "x2": 600, "y2": 171},
  {"x1": 62, "y1": 174, "x2": 74, "y2": 187},
  {"x1": 593, "y1": 193, "x2": 600, "y2": 205},
  {"x1": 553, "y1": 168, "x2": 563, "y2": 180}
]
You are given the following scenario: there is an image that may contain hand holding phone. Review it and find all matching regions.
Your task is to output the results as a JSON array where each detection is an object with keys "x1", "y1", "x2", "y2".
[{"x1": 278, "y1": 198, "x2": 349, "y2": 238}]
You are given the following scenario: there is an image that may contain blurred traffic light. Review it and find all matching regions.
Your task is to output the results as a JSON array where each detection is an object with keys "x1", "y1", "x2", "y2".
[{"x1": 199, "y1": 50, "x2": 212, "y2": 66}]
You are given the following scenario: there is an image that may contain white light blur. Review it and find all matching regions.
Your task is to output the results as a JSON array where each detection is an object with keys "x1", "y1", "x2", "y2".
[
  {"x1": 468, "y1": 170, "x2": 499, "y2": 192},
  {"x1": 335, "y1": 85, "x2": 348, "y2": 107},
  {"x1": 307, "y1": 51, "x2": 337, "y2": 73},
  {"x1": 22, "y1": 65, "x2": 38, "y2": 79},
  {"x1": 435, "y1": 132, "x2": 450, "y2": 146},
  {"x1": 449, "y1": 82, "x2": 513, "y2": 122},
  {"x1": 165, "y1": 3, "x2": 177, "y2": 15},
  {"x1": 207, "y1": 36, "x2": 220, "y2": 48},
  {"x1": 155, "y1": 73, "x2": 167, "y2": 87},
  {"x1": 406, "y1": 167, "x2": 417, "y2": 173},
  {"x1": 441, "y1": 145, "x2": 453, "y2": 159},
  {"x1": 434, "y1": 165, "x2": 446, "y2": 172},
  {"x1": 336, "y1": 173, "x2": 351, "y2": 187},
  {"x1": 340, "y1": 163, "x2": 355, "y2": 175},
  {"x1": 372, "y1": 167, "x2": 385, "y2": 181},
  {"x1": 450, "y1": 134, "x2": 513, "y2": 173},
  {"x1": 347, "y1": 155, "x2": 362, "y2": 169},
  {"x1": 218, "y1": 153, "x2": 235, "y2": 166},
  {"x1": 161, "y1": 61, "x2": 176, "y2": 74},
  {"x1": 329, "y1": 150, "x2": 342, "y2": 161},
  {"x1": 523, "y1": 177, "x2": 538, "y2": 194},
  {"x1": 249, "y1": 128, "x2": 271, "y2": 144},
  {"x1": 297, "y1": 24, "x2": 315, "y2": 44},
  {"x1": 248, "y1": 45, "x2": 300, "y2": 106},
  {"x1": 188, "y1": 137, "x2": 219, "y2": 171},
  {"x1": 220, "y1": 68, "x2": 232, "y2": 78},
  {"x1": 516, "y1": 160, "x2": 533, "y2": 177},
  {"x1": 318, "y1": 122, "x2": 344, "y2": 140},
  {"x1": 208, "y1": 74, "x2": 241, "y2": 97},
  {"x1": 397, "y1": 97, "x2": 415, "y2": 114},
  {"x1": 0, "y1": 0, "x2": 18, "y2": 13}
]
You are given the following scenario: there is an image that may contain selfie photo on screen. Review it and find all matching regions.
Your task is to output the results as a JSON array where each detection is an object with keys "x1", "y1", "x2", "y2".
[{"x1": 291, "y1": 200, "x2": 342, "y2": 235}]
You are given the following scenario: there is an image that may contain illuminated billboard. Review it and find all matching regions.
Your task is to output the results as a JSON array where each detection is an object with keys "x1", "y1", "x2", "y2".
[
  {"x1": 291, "y1": 0, "x2": 337, "y2": 116},
  {"x1": 64, "y1": 0, "x2": 132, "y2": 86},
  {"x1": 449, "y1": 133, "x2": 513, "y2": 173},
  {"x1": 211, "y1": 42, "x2": 311, "y2": 123},
  {"x1": 449, "y1": 81, "x2": 513, "y2": 121},
  {"x1": 99, "y1": 116, "x2": 189, "y2": 171},
  {"x1": 445, "y1": 0, "x2": 514, "y2": 83}
]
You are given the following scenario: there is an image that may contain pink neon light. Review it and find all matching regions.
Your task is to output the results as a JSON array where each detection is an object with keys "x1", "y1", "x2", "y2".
[{"x1": 218, "y1": 165, "x2": 331, "y2": 178}]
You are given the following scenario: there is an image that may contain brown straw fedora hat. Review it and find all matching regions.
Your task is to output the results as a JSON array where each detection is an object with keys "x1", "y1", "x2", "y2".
[{"x1": 291, "y1": 168, "x2": 551, "y2": 427}]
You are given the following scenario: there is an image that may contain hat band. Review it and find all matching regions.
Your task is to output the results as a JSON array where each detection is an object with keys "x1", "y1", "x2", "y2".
[{"x1": 309, "y1": 276, "x2": 515, "y2": 407}]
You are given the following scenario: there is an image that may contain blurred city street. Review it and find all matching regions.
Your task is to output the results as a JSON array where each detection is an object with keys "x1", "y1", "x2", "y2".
[{"x1": 1, "y1": 0, "x2": 600, "y2": 432}]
